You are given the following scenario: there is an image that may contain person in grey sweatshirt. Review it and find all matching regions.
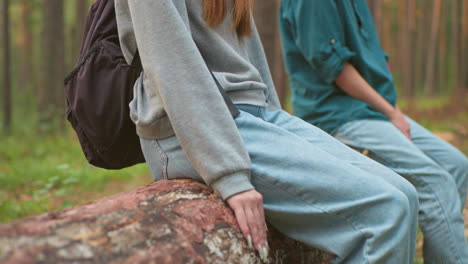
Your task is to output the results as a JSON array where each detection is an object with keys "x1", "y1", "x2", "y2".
[{"x1": 115, "y1": 0, "x2": 419, "y2": 263}]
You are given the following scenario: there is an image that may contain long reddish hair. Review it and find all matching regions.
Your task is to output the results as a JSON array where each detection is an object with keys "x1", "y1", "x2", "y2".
[{"x1": 203, "y1": 0, "x2": 252, "y2": 36}]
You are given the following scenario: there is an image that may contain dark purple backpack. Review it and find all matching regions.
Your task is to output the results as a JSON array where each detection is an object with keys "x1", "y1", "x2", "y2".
[
  {"x1": 64, "y1": 0, "x2": 238, "y2": 170},
  {"x1": 64, "y1": 0, "x2": 144, "y2": 169}
]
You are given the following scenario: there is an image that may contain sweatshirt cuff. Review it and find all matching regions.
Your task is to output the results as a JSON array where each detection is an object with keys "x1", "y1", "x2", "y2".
[{"x1": 211, "y1": 171, "x2": 255, "y2": 200}]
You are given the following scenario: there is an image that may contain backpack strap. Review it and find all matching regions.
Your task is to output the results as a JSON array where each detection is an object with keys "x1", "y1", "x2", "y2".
[
  {"x1": 131, "y1": 50, "x2": 141, "y2": 67},
  {"x1": 209, "y1": 70, "x2": 240, "y2": 118}
]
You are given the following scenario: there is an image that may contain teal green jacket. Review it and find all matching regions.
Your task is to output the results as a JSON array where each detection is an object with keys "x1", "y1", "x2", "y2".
[{"x1": 279, "y1": 0, "x2": 397, "y2": 134}]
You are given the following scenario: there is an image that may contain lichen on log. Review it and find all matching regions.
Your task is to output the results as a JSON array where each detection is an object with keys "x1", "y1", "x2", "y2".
[{"x1": 0, "y1": 179, "x2": 331, "y2": 264}]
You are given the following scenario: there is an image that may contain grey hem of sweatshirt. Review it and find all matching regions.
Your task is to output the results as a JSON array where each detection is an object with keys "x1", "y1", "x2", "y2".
[
  {"x1": 115, "y1": 0, "x2": 282, "y2": 200},
  {"x1": 136, "y1": 89, "x2": 267, "y2": 140},
  {"x1": 211, "y1": 170, "x2": 255, "y2": 200}
]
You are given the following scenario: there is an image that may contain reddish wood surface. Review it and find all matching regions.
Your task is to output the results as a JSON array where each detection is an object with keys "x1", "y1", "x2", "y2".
[{"x1": 0, "y1": 180, "x2": 330, "y2": 264}]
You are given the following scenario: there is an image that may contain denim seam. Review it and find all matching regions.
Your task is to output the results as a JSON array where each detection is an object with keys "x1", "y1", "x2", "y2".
[
  {"x1": 403, "y1": 174, "x2": 461, "y2": 263},
  {"x1": 387, "y1": 167, "x2": 462, "y2": 263},
  {"x1": 255, "y1": 106, "x2": 261, "y2": 118},
  {"x1": 152, "y1": 140, "x2": 169, "y2": 180},
  {"x1": 338, "y1": 124, "x2": 463, "y2": 263},
  {"x1": 257, "y1": 107, "x2": 265, "y2": 120},
  {"x1": 251, "y1": 170, "x2": 370, "y2": 264}
]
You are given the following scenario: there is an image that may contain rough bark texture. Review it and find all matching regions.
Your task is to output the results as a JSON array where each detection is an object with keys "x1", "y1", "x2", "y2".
[{"x1": 0, "y1": 180, "x2": 331, "y2": 264}]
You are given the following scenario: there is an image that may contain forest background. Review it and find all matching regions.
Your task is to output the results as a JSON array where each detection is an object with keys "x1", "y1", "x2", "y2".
[{"x1": 0, "y1": 1, "x2": 467, "y2": 260}]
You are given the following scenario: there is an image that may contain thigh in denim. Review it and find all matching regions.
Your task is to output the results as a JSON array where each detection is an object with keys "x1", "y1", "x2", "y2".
[{"x1": 140, "y1": 137, "x2": 202, "y2": 182}]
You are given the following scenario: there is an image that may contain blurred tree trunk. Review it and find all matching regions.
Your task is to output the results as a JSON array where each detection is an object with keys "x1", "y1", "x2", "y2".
[
  {"x1": 39, "y1": 0, "x2": 65, "y2": 130},
  {"x1": 398, "y1": 0, "x2": 413, "y2": 98},
  {"x1": 452, "y1": 0, "x2": 461, "y2": 101},
  {"x1": 380, "y1": 1, "x2": 391, "y2": 54},
  {"x1": 253, "y1": 0, "x2": 287, "y2": 107},
  {"x1": 17, "y1": 0, "x2": 34, "y2": 93},
  {"x1": 461, "y1": 0, "x2": 468, "y2": 93},
  {"x1": 415, "y1": 1, "x2": 430, "y2": 96},
  {"x1": 408, "y1": 0, "x2": 417, "y2": 97},
  {"x1": 369, "y1": 0, "x2": 382, "y2": 35},
  {"x1": 70, "y1": 0, "x2": 88, "y2": 67},
  {"x1": 424, "y1": 0, "x2": 442, "y2": 96},
  {"x1": 2, "y1": 0, "x2": 11, "y2": 132},
  {"x1": 436, "y1": 1, "x2": 448, "y2": 96}
]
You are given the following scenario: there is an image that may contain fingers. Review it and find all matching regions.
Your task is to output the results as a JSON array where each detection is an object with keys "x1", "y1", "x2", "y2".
[
  {"x1": 404, "y1": 129, "x2": 412, "y2": 141},
  {"x1": 227, "y1": 190, "x2": 269, "y2": 261},
  {"x1": 246, "y1": 205, "x2": 265, "y2": 251},
  {"x1": 232, "y1": 205, "x2": 252, "y2": 248},
  {"x1": 393, "y1": 119, "x2": 412, "y2": 141},
  {"x1": 249, "y1": 205, "x2": 269, "y2": 262},
  {"x1": 402, "y1": 121, "x2": 412, "y2": 141},
  {"x1": 399, "y1": 124, "x2": 411, "y2": 140},
  {"x1": 403, "y1": 118, "x2": 412, "y2": 141},
  {"x1": 390, "y1": 108, "x2": 412, "y2": 141},
  {"x1": 258, "y1": 199, "x2": 267, "y2": 232},
  {"x1": 244, "y1": 207, "x2": 258, "y2": 247},
  {"x1": 400, "y1": 112, "x2": 412, "y2": 141},
  {"x1": 399, "y1": 127, "x2": 411, "y2": 141}
]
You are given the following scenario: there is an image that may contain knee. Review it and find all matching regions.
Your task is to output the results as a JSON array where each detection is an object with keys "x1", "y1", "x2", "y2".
[
  {"x1": 449, "y1": 153, "x2": 468, "y2": 177},
  {"x1": 448, "y1": 155, "x2": 468, "y2": 193},
  {"x1": 456, "y1": 155, "x2": 468, "y2": 176},
  {"x1": 400, "y1": 182, "x2": 419, "y2": 210},
  {"x1": 459, "y1": 158, "x2": 468, "y2": 188},
  {"x1": 384, "y1": 189, "x2": 417, "y2": 224},
  {"x1": 386, "y1": 177, "x2": 419, "y2": 214}
]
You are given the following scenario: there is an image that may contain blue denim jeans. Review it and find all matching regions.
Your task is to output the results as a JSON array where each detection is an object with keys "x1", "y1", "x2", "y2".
[
  {"x1": 334, "y1": 118, "x2": 468, "y2": 264},
  {"x1": 140, "y1": 106, "x2": 419, "y2": 264}
]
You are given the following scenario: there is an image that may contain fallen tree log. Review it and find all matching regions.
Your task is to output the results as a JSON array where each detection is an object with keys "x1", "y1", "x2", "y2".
[{"x1": 0, "y1": 179, "x2": 331, "y2": 264}]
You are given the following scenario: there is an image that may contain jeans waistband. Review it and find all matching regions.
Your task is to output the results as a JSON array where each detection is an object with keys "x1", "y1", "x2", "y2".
[{"x1": 235, "y1": 104, "x2": 266, "y2": 118}]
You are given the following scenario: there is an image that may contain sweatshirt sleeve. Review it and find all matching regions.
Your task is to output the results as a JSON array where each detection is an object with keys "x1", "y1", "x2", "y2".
[
  {"x1": 288, "y1": 0, "x2": 356, "y2": 84},
  {"x1": 127, "y1": 0, "x2": 254, "y2": 200},
  {"x1": 247, "y1": 20, "x2": 282, "y2": 111}
]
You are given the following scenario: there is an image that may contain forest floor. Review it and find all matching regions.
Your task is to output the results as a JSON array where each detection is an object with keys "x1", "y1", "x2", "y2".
[{"x1": 0, "y1": 95, "x2": 467, "y2": 263}]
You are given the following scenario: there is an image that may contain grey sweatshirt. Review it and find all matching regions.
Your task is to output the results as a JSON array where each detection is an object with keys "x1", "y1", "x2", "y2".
[{"x1": 115, "y1": 0, "x2": 281, "y2": 199}]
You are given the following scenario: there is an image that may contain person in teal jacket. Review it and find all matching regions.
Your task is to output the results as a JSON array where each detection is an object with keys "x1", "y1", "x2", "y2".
[{"x1": 279, "y1": 0, "x2": 468, "y2": 263}]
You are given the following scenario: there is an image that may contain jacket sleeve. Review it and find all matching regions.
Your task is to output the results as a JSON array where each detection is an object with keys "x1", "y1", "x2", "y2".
[
  {"x1": 127, "y1": 0, "x2": 254, "y2": 200},
  {"x1": 288, "y1": 0, "x2": 356, "y2": 84}
]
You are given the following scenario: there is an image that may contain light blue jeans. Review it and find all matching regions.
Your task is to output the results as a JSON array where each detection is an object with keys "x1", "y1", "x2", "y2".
[
  {"x1": 334, "y1": 118, "x2": 468, "y2": 264},
  {"x1": 140, "y1": 105, "x2": 419, "y2": 263}
]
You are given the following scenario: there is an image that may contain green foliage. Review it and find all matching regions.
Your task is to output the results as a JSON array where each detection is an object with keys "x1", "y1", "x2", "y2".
[
  {"x1": 0, "y1": 94, "x2": 149, "y2": 222},
  {"x1": 398, "y1": 96, "x2": 452, "y2": 112},
  {"x1": 0, "y1": 127, "x2": 149, "y2": 222},
  {"x1": 399, "y1": 96, "x2": 468, "y2": 157},
  {"x1": 399, "y1": 96, "x2": 468, "y2": 131},
  {"x1": 0, "y1": 0, "x2": 152, "y2": 222}
]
